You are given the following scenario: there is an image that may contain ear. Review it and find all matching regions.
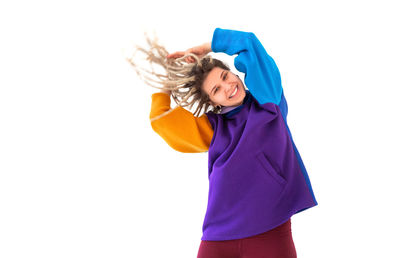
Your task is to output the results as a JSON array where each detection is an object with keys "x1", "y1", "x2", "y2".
[{"x1": 208, "y1": 100, "x2": 220, "y2": 108}]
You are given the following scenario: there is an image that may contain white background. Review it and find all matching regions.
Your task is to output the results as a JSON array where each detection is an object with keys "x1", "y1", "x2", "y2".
[{"x1": 1, "y1": 0, "x2": 399, "y2": 257}]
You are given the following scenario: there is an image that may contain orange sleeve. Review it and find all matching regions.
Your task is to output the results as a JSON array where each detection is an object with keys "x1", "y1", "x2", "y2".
[{"x1": 149, "y1": 92, "x2": 214, "y2": 153}]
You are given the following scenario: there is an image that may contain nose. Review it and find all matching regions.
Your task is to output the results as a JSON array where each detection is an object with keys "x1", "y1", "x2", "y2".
[
  {"x1": 223, "y1": 80, "x2": 235, "y2": 89},
  {"x1": 223, "y1": 82, "x2": 235, "y2": 96},
  {"x1": 223, "y1": 84, "x2": 230, "y2": 94}
]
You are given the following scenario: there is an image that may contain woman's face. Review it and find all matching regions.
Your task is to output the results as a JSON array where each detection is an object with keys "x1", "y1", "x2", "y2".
[{"x1": 202, "y1": 67, "x2": 246, "y2": 107}]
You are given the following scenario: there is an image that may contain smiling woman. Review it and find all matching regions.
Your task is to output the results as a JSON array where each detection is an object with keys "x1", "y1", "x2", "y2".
[
  {"x1": 128, "y1": 28, "x2": 318, "y2": 258},
  {"x1": 202, "y1": 67, "x2": 246, "y2": 107}
]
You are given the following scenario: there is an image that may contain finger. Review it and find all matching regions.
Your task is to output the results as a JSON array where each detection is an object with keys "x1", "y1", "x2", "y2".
[
  {"x1": 167, "y1": 51, "x2": 185, "y2": 59},
  {"x1": 185, "y1": 56, "x2": 195, "y2": 63}
]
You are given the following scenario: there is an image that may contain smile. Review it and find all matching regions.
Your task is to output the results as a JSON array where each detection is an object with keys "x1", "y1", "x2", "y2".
[{"x1": 229, "y1": 85, "x2": 238, "y2": 99}]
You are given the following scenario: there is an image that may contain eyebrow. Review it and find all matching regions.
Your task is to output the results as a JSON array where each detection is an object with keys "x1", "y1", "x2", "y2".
[{"x1": 210, "y1": 71, "x2": 225, "y2": 95}]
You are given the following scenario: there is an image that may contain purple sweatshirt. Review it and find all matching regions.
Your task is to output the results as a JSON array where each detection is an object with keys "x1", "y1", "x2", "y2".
[{"x1": 201, "y1": 28, "x2": 318, "y2": 241}]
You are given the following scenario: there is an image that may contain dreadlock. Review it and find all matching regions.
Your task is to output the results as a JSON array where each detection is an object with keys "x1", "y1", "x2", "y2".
[{"x1": 126, "y1": 33, "x2": 230, "y2": 121}]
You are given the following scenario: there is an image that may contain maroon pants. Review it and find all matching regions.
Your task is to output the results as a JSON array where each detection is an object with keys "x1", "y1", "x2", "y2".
[{"x1": 197, "y1": 219, "x2": 296, "y2": 258}]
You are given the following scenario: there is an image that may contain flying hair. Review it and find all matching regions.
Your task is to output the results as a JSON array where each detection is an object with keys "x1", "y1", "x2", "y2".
[{"x1": 126, "y1": 32, "x2": 230, "y2": 121}]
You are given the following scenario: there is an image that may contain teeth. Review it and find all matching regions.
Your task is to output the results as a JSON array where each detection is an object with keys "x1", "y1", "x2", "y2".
[{"x1": 230, "y1": 86, "x2": 238, "y2": 98}]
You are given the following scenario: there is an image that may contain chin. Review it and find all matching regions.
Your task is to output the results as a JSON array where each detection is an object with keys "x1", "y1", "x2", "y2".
[{"x1": 235, "y1": 95, "x2": 246, "y2": 105}]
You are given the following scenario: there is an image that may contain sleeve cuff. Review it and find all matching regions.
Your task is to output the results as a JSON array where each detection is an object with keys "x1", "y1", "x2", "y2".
[
  {"x1": 151, "y1": 92, "x2": 171, "y2": 106},
  {"x1": 211, "y1": 27, "x2": 223, "y2": 53}
]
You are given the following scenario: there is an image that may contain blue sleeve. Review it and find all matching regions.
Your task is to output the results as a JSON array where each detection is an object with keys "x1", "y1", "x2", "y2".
[{"x1": 211, "y1": 28, "x2": 283, "y2": 105}]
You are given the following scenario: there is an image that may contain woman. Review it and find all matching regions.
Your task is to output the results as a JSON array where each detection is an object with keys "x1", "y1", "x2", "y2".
[{"x1": 128, "y1": 28, "x2": 318, "y2": 258}]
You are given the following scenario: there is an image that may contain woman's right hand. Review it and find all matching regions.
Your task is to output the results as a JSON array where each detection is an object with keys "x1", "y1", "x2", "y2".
[
  {"x1": 159, "y1": 88, "x2": 171, "y2": 95},
  {"x1": 167, "y1": 42, "x2": 212, "y2": 63}
]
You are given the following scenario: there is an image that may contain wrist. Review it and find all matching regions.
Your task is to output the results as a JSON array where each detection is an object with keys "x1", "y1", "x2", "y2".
[
  {"x1": 203, "y1": 42, "x2": 212, "y2": 53},
  {"x1": 160, "y1": 89, "x2": 171, "y2": 95}
]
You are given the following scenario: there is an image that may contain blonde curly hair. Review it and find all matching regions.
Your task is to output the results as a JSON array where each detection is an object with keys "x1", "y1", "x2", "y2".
[{"x1": 126, "y1": 33, "x2": 230, "y2": 120}]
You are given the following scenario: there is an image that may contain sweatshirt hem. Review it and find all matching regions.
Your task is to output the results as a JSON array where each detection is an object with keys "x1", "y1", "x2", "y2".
[{"x1": 200, "y1": 201, "x2": 317, "y2": 241}]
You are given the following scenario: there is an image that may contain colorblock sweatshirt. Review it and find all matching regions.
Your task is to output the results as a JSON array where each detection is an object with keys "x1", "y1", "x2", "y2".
[{"x1": 149, "y1": 28, "x2": 318, "y2": 241}]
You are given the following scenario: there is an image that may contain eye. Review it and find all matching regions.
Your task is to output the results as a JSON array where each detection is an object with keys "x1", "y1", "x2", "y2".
[
  {"x1": 223, "y1": 73, "x2": 227, "y2": 80},
  {"x1": 214, "y1": 86, "x2": 219, "y2": 93}
]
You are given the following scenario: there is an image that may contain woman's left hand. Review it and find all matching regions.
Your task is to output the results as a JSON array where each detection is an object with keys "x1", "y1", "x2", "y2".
[{"x1": 167, "y1": 42, "x2": 212, "y2": 63}]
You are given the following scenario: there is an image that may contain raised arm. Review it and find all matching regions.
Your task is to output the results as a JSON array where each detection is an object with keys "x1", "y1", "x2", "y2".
[
  {"x1": 167, "y1": 42, "x2": 212, "y2": 63},
  {"x1": 150, "y1": 92, "x2": 214, "y2": 153},
  {"x1": 211, "y1": 28, "x2": 283, "y2": 106}
]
